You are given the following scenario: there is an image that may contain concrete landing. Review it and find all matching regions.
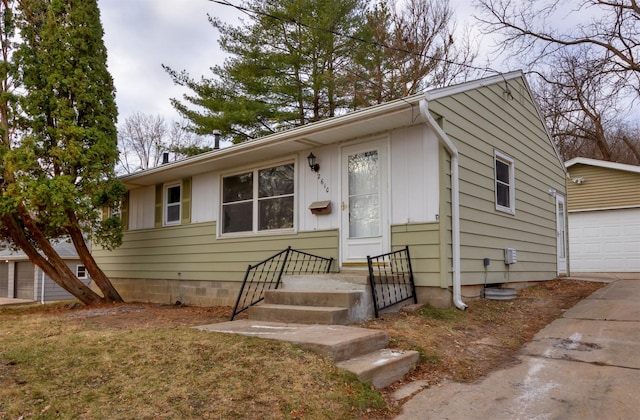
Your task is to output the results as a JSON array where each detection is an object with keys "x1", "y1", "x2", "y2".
[{"x1": 196, "y1": 319, "x2": 389, "y2": 362}]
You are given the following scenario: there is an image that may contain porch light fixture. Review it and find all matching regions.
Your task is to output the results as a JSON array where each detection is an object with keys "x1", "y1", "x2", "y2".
[{"x1": 307, "y1": 152, "x2": 320, "y2": 172}]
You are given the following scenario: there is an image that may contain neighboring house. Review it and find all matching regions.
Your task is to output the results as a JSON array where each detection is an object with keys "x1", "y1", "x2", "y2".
[
  {"x1": 0, "y1": 241, "x2": 91, "y2": 302},
  {"x1": 565, "y1": 157, "x2": 640, "y2": 273},
  {"x1": 93, "y1": 71, "x2": 568, "y2": 309}
]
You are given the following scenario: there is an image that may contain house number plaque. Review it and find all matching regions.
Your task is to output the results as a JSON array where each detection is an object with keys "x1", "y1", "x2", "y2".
[{"x1": 317, "y1": 172, "x2": 329, "y2": 193}]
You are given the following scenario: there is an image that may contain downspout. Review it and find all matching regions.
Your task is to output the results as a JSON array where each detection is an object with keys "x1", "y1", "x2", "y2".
[{"x1": 420, "y1": 97, "x2": 467, "y2": 310}]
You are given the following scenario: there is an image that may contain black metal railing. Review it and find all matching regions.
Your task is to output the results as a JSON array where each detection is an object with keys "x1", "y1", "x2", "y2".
[
  {"x1": 367, "y1": 246, "x2": 417, "y2": 318},
  {"x1": 230, "y1": 247, "x2": 333, "y2": 320}
]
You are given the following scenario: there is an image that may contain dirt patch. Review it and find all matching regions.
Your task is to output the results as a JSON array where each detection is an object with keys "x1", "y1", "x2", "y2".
[{"x1": 60, "y1": 303, "x2": 232, "y2": 329}]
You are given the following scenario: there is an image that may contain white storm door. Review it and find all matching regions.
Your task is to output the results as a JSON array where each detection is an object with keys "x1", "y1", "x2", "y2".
[
  {"x1": 556, "y1": 194, "x2": 568, "y2": 275},
  {"x1": 341, "y1": 140, "x2": 389, "y2": 265}
]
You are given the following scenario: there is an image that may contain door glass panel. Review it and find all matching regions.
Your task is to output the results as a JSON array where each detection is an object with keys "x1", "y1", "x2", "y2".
[{"x1": 348, "y1": 150, "x2": 380, "y2": 238}]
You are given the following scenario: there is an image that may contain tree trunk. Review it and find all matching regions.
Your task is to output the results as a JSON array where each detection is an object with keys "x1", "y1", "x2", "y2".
[
  {"x1": 65, "y1": 211, "x2": 123, "y2": 302},
  {"x1": 1, "y1": 212, "x2": 106, "y2": 305},
  {"x1": 622, "y1": 135, "x2": 640, "y2": 164}
]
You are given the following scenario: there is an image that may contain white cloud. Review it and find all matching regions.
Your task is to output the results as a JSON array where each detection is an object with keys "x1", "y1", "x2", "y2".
[{"x1": 100, "y1": 0, "x2": 241, "y2": 124}]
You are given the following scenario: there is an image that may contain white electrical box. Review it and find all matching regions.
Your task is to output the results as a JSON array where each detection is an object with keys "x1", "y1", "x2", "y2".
[{"x1": 504, "y1": 248, "x2": 517, "y2": 264}]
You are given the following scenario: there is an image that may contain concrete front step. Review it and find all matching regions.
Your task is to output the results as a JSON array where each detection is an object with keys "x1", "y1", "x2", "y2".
[
  {"x1": 264, "y1": 289, "x2": 362, "y2": 308},
  {"x1": 196, "y1": 320, "x2": 390, "y2": 362},
  {"x1": 337, "y1": 348, "x2": 420, "y2": 389},
  {"x1": 278, "y1": 274, "x2": 375, "y2": 322},
  {"x1": 281, "y1": 273, "x2": 370, "y2": 290},
  {"x1": 248, "y1": 303, "x2": 350, "y2": 325},
  {"x1": 196, "y1": 320, "x2": 417, "y2": 388}
]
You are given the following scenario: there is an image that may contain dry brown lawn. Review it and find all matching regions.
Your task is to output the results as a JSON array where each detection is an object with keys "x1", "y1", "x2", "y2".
[{"x1": 0, "y1": 279, "x2": 604, "y2": 419}]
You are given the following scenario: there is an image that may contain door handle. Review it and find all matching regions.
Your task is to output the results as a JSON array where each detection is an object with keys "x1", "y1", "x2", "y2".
[{"x1": 341, "y1": 201, "x2": 346, "y2": 211}]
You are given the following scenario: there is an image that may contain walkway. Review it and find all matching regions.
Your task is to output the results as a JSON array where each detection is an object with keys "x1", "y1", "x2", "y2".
[{"x1": 396, "y1": 276, "x2": 640, "y2": 419}]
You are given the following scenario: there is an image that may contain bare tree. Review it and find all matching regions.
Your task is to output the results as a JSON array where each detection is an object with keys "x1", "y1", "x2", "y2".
[
  {"x1": 477, "y1": 0, "x2": 640, "y2": 162},
  {"x1": 477, "y1": 0, "x2": 640, "y2": 84},
  {"x1": 343, "y1": 0, "x2": 480, "y2": 109},
  {"x1": 117, "y1": 112, "x2": 166, "y2": 174},
  {"x1": 117, "y1": 114, "x2": 214, "y2": 174},
  {"x1": 166, "y1": 120, "x2": 214, "y2": 160}
]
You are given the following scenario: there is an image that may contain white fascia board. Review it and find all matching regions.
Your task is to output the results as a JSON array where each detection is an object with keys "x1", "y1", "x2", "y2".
[{"x1": 565, "y1": 157, "x2": 640, "y2": 174}]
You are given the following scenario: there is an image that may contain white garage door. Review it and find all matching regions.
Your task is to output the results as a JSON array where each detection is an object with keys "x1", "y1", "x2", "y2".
[{"x1": 569, "y1": 208, "x2": 640, "y2": 272}]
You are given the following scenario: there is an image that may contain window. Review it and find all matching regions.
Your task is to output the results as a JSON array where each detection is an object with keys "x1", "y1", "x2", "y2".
[
  {"x1": 494, "y1": 151, "x2": 515, "y2": 214},
  {"x1": 165, "y1": 183, "x2": 181, "y2": 225},
  {"x1": 222, "y1": 163, "x2": 294, "y2": 234},
  {"x1": 76, "y1": 265, "x2": 87, "y2": 279},
  {"x1": 108, "y1": 201, "x2": 121, "y2": 219}
]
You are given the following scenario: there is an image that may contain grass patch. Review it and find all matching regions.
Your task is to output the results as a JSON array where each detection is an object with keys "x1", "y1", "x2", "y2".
[
  {"x1": 0, "y1": 280, "x2": 604, "y2": 418},
  {"x1": 0, "y1": 308, "x2": 388, "y2": 419}
]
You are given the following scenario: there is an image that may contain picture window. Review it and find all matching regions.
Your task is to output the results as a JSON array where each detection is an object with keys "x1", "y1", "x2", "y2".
[{"x1": 222, "y1": 163, "x2": 294, "y2": 234}]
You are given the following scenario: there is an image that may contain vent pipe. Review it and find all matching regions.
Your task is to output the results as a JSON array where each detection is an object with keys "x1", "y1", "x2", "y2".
[
  {"x1": 162, "y1": 152, "x2": 169, "y2": 164},
  {"x1": 213, "y1": 129, "x2": 221, "y2": 150}
]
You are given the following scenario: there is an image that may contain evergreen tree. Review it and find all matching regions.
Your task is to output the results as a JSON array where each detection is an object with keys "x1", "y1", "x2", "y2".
[
  {"x1": 164, "y1": 0, "x2": 367, "y2": 143},
  {"x1": 165, "y1": 0, "x2": 476, "y2": 143},
  {"x1": 0, "y1": 0, "x2": 124, "y2": 304}
]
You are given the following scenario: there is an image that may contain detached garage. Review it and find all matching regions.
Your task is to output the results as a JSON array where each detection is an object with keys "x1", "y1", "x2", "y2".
[
  {"x1": 0, "y1": 241, "x2": 92, "y2": 302},
  {"x1": 565, "y1": 158, "x2": 640, "y2": 273}
]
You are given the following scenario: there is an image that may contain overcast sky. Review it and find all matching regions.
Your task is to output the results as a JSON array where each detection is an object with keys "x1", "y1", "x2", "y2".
[{"x1": 99, "y1": 0, "x2": 491, "y2": 128}]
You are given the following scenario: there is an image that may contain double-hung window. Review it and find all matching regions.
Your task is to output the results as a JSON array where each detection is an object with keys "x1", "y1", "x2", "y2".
[
  {"x1": 494, "y1": 151, "x2": 515, "y2": 214},
  {"x1": 165, "y1": 183, "x2": 182, "y2": 225},
  {"x1": 222, "y1": 163, "x2": 294, "y2": 234}
]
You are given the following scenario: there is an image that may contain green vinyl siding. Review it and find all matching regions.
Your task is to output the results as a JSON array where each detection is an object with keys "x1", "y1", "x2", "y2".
[
  {"x1": 391, "y1": 222, "x2": 442, "y2": 287},
  {"x1": 567, "y1": 164, "x2": 640, "y2": 211},
  {"x1": 92, "y1": 222, "x2": 338, "y2": 282},
  {"x1": 438, "y1": 145, "x2": 453, "y2": 289},
  {"x1": 431, "y1": 77, "x2": 565, "y2": 284}
]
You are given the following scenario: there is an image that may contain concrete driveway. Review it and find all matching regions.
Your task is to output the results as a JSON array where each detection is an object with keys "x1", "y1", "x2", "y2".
[{"x1": 397, "y1": 276, "x2": 640, "y2": 419}]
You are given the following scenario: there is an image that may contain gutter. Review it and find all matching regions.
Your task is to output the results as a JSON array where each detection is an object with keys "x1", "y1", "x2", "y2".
[
  {"x1": 120, "y1": 94, "x2": 425, "y2": 186},
  {"x1": 420, "y1": 97, "x2": 467, "y2": 310}
]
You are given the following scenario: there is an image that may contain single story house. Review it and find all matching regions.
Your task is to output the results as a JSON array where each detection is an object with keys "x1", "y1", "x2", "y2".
[
  {"x1": 0, "y1": 241, "x2": 91, "y2": 302},
  {"x1": 93, "y1": 71, "x2": 568, "y2": 309},
  {"x1": 565, "y1": 157, "x2": 640, "y2": 273}
]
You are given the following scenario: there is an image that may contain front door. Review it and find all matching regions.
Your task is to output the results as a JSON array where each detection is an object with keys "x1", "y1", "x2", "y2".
[
  {"x1": 556, "y1": 194, "x2": 568, "y2": 275},
  {"x1": 341, "y1": 139, "x2": 389, "y2": 266}
]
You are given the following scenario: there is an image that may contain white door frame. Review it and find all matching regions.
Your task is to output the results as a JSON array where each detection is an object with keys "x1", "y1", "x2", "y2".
[
  {"x1": 556, "y1": 193, "x2": 568, "y2": 275},
  {"x1": 340, "y1": 137, "x2": 390, "y2": 266}
]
